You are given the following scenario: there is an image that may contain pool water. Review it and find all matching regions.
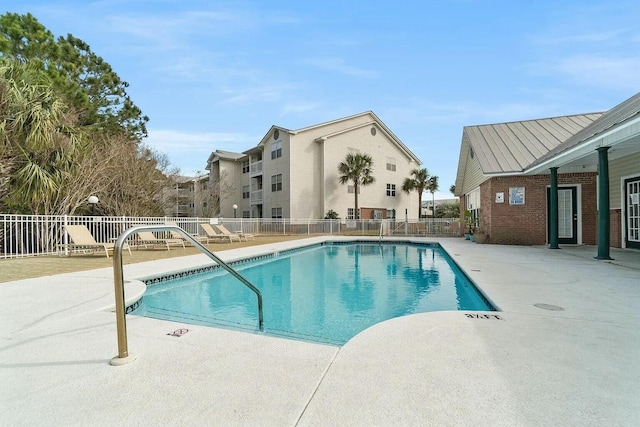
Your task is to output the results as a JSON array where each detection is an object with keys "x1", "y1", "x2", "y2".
[{"x1": 133, "y1": 243, "x2": 494, "y2": 345}]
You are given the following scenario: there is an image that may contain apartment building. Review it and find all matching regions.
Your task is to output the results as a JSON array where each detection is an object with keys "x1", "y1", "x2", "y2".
[
  {"x1": 163, "y1": 175, "x2": 210, "y2": 217},
  {"x1": 206, "y1": 112, "x2": 423, "y2": 219}
]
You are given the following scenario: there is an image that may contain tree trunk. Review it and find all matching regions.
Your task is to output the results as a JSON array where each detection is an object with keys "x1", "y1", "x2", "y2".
[
  {"x1": 418, "y1": 193, "x2": 422, "y2": 219},
  {"x1": 354, "y1": 182, "x2": 359, "y2": 219}
]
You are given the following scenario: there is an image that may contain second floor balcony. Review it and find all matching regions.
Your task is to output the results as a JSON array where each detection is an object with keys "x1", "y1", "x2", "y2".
[
  {"x1": 250, "y1": 160, "x2": 263, "y2": 176},
  {"x1": 250, "y1": 190, "x2": 263, "y2": 204}
]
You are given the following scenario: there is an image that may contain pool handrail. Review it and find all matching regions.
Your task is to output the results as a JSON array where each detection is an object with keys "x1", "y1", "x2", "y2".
[{"x1": 110, "y1": 224, "x2": 264, "y2": 366}]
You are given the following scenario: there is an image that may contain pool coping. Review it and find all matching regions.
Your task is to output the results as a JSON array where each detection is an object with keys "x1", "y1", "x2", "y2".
[{"x1": 3, "y1": 236, "x2": 640, "y2": 425}]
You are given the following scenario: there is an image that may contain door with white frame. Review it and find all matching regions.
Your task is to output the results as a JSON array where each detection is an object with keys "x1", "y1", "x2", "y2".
[
  {"x1": 547, "y1": 186, "x2": 578, "y2": 244},
  {"x1": 625, "y1": 176, "x2": 640, "y2": 249}
]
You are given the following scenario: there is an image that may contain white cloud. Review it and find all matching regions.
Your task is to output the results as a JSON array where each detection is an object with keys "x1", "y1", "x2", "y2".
[
  {"x1": 145, "y1": 129, "x2": 259, "y2": 175},
  {"x1": 147, "y1": 129, "x2": 254, "y2": 152},
  {"x1": 220, "y1": 83, "x2": 300, "y2": 105},
  {"x1": 304, "y1": 57, "x2": 378, "y2": 79},
  {"x1": 385, "y1": 99, "x2": 556, "y2": 126},
  {"x1": 554, "y1": 55, "x2": 640, "y2": 90},
  {"x1": 532, "y1": 29, "x2": 628, "y2": 45},
  {"x1": 525, "y1": 54, "x2": 640, "y2": 91},
  {"x1": 279, "y1": 102, "x2": 321, "y2": 116}
]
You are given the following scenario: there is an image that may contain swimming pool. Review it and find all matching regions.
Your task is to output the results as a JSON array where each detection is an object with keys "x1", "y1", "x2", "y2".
[{"x1": 133, "y1": 242, "x2": 495, "y2": 345}]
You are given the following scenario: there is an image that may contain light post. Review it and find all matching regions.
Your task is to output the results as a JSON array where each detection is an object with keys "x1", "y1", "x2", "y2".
[
  {"x1": 233, "y1": 204, "x2": 238, "y2": 219},
  {"x1": 88, "y1": 195, "x2": 99, "y2": 216}
]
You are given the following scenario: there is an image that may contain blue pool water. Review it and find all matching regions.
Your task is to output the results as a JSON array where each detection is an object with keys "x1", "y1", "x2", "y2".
[{"x1": 133, "y1": 242, "x2": 494, "y2": 345}]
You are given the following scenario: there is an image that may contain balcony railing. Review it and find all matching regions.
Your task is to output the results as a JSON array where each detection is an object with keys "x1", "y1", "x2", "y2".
[
  {"x1": 250, "y1": 190, "x2": 263, "y2": 204},
  {"x1": 250, "y1": 160, "x2": 263, "y2": 176}
]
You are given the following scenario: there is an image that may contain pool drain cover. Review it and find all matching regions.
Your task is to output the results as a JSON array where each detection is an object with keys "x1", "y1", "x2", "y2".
[{"x1": 534, "y1": 303, "x2": 564, "y2": 311}]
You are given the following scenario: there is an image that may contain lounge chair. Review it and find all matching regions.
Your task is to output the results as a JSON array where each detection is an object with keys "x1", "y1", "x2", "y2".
[
  {"x1": 200, "y1": 223, "x2": 240, "y2": 243},
  {"x1": 165, "y1": 222, "x2": 213, "y2": 244},
  {"x1": 59, "y1": 224, "x2": 131, "y2": 258},
  {"x1": 215, "y1": 224, "x2": 254, "y2": 241},
  {"x1": 134, "y1": 230, "x2": 186, "y2": 251}
]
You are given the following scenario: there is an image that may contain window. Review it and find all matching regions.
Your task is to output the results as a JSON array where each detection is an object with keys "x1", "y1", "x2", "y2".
[
  {"x1": 242, "y1": 185, "x2": 250, "y2": 199},
  {"x1": 271, "y1": 174, "x2": 282, "y2": 192},
  {"x1": 347, "y1": 185, "x2": 360, "y2": 194},
  {"x1": 271, "y1": 207, "x2": 283, "y2": 218},
  {"x1": 242, "y1": 210, "x2": 250, "y2": 218},
  {"x1": 386, "y1": 183, "x2": 396, "y2": 197},
  {"x1": 271, "y1": 140, "x2": 282, "y2": 159},
  {"x1": 386, "y1": 157, "x2": 396, "y2": 171},
  {"x1": 347, "y1": 208, "x2": 355, "y2": 220},
  {"x1": 242, "y1": 160, "x2": 249, "y2": 173}
]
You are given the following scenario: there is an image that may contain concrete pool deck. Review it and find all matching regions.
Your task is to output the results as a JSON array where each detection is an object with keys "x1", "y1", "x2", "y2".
[{"x1": 1, "y1": 237, "x2": 639, "y2": 426}]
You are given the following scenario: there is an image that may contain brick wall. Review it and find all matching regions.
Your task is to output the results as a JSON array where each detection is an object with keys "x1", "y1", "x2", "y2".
[
  {"x1": 480, "y1": 173, "x2": 598, "y2": 245},
  {"x1": 609, "y1": 209, "x2": 622, "y2": 248}
]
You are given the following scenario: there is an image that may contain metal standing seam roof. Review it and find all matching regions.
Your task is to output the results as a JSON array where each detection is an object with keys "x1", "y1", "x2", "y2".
[
  {"x1": 529, "y1": 91, "x2": 640, "y2": 168},
  {"x1": 464, "y1": 113, "x2": 605, "y2": 174}
]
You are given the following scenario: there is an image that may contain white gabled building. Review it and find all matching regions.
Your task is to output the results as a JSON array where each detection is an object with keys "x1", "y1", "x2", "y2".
[{"x1": 206, "y1": 112, "x2": 423, "y2": 219}]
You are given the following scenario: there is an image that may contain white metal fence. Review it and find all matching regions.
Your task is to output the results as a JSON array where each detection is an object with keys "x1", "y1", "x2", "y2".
[{"x1": 0, "y1": 214, "x2": 459, "y2": 259}]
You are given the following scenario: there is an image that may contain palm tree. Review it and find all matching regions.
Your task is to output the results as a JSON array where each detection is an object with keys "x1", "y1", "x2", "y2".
[
  {"x1": 427, "y1": 175, "x2": 439, "y2": 219},
  {"x1": 1, "y1": 58, "x2": 83, "y2": 214},
  {"x1": 338, "y1": 153, "x2": 375, "y2": 219},
  {"x1": 402, "y1": 168, "x2": 430, "y2": 218}
]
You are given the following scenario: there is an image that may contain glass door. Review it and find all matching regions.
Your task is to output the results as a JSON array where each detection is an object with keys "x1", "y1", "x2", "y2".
[{"x1": 625, "y1": 177, "x2": 640, "y2": 249}]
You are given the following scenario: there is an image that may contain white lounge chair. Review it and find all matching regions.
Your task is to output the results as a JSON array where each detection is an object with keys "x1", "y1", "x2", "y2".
[
  {"x1": 134, "y1": 230, "x2": 186, "y2": 251},
  {"x1": 215, "y1": 224, "x2": 254, "y2": 241},
  {"x1": 60, "y1": 224, "x2": 131, "y2": 258},
  {"x1": 200, "y1": 223, "x2": 240, "y2": 243},
  {"x1": 165, "y1": 222, "x2": 213, "y2": 244}
]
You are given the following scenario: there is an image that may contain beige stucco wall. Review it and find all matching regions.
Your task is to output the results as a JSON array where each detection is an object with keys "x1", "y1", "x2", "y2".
[
  {"x1": 219, "y1": 159, "x2": 242, "y2": 218},
  {"x1": 263, "y1": 131, "x2": 291, "y2": 218},
  {"x1": 288, "y1": 134, "x2": 323, "y2": 218},
  {"x1": 288, "y1": 114, "x2": 377, "y2": 218},
  {"x1": 320, "y1": 124, "x2": 419, "y2": 219}
]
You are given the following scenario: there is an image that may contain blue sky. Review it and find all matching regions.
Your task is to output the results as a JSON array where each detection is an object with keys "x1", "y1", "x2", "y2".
[{"x1": 6, "y1": 0, "x2": 640, "y2": 200}]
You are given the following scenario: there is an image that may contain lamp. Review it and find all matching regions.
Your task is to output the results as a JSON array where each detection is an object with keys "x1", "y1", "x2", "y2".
[
  {"x1": 88, "y1": 195, "x2": 99, "y2": 215},
  {"x1": 232, "y1": 204, "x2": 238, "y2": 218}
]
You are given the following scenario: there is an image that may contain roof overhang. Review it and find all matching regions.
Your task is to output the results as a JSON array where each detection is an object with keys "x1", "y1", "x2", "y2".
[
  {"x1": 249, "y1": 125, "x2": 292, "y2": 153},
  {"x1": 314, "y1": 118, "x2": 422, "y2": 165},
  {"x1": 526, "y1": 114, "x2": 640, "y2": 174}
]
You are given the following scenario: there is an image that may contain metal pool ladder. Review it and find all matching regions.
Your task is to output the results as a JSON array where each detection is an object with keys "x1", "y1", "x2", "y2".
[{"x1": 110, "y1": 225, "x2": 264, "y2": 366}]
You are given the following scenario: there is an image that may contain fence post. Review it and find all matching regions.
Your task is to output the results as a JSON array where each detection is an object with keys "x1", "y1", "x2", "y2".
[
  {"x1": 405, "y1": 209, "x2": 408, "y2": 235},
  {"x1": 63, "y1": 214, "x2": 69, "y2": 256}
]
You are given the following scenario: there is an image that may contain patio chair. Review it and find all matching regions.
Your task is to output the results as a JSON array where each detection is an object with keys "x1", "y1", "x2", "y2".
[
  {"x1": 134, "y1": 230, "x2": 186, "y2": 251},
  {"x1": 200, "y1": 223, "x2": 240, "y2": 243},
  {"x1": 60, "y1": 224, "x2": 131, "y2": 258},
  {"x1": 215, "y1": 224, "x2": 255, "y2": 241}
]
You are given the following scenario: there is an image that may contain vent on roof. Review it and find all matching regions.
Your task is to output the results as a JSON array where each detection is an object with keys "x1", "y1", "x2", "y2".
[
  {"x1": 371, "y1": 127, "x2": 377, "y2": 136},
  {"x1": 274, "y1": 129, "x2": 280, "y2": 140}
]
